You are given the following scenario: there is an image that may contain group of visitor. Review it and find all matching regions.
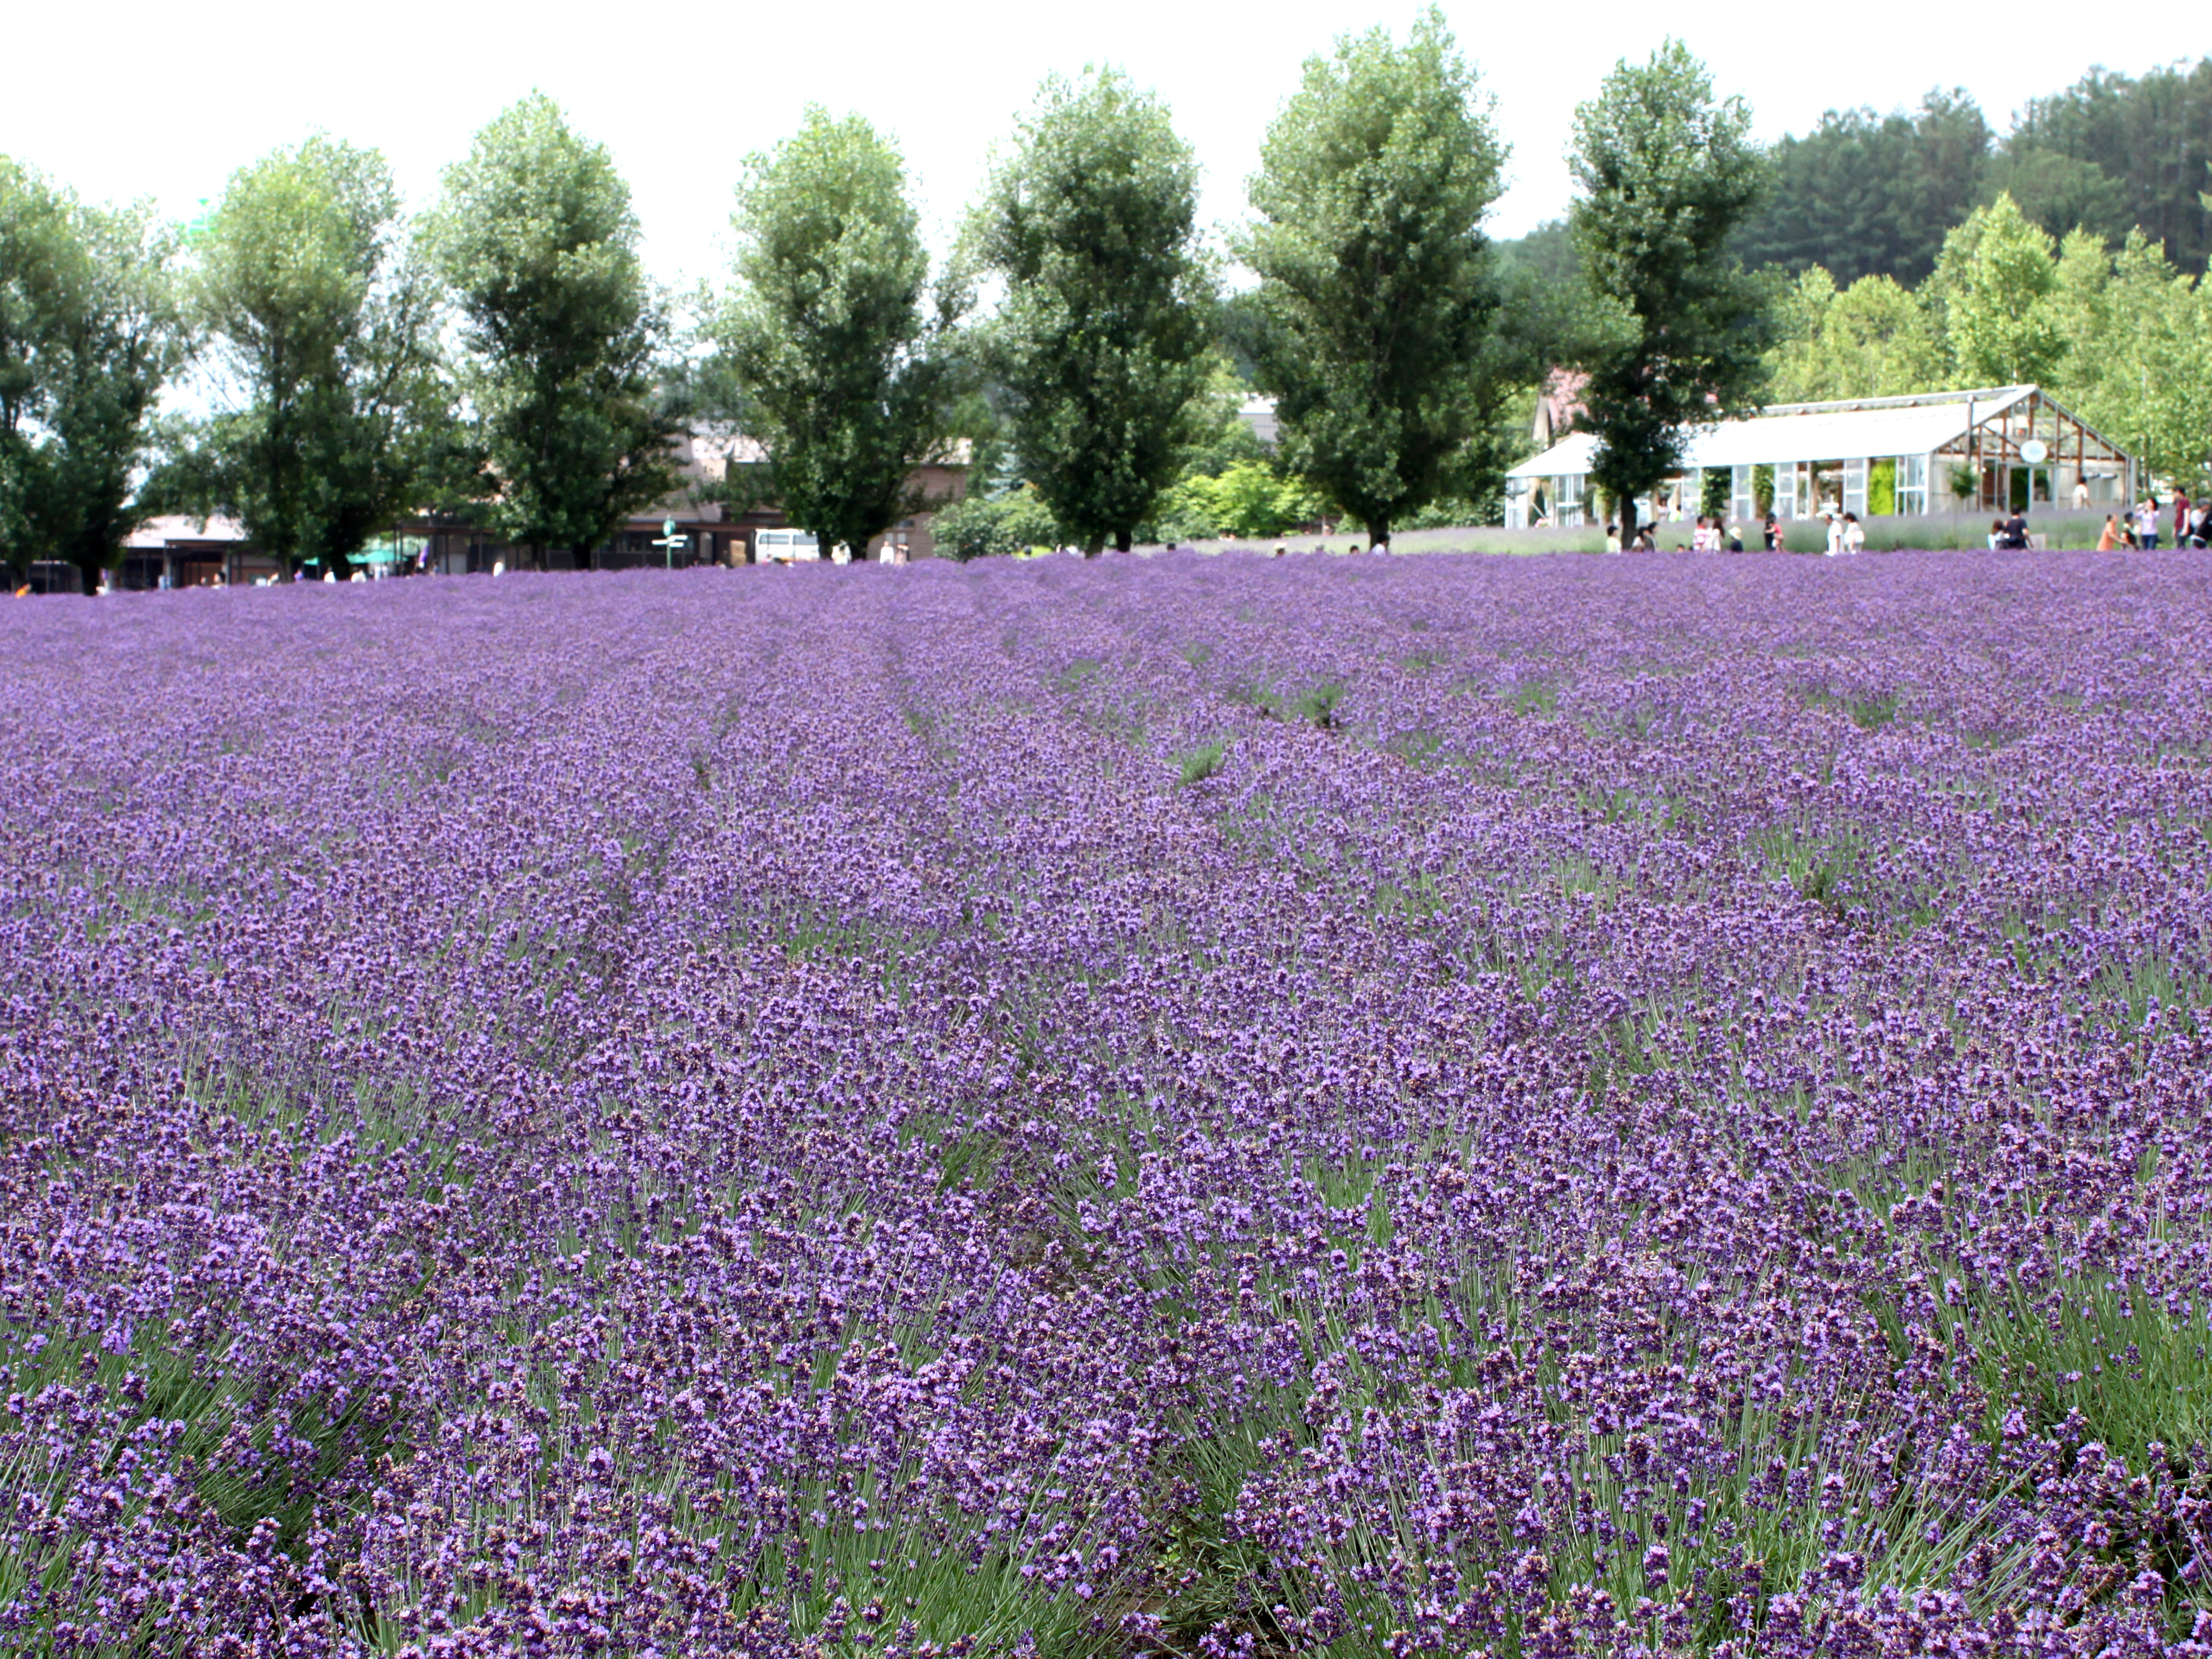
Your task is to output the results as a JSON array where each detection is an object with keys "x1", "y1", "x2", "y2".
[
  {"x1": 1600, "y1": 510, "x2": 1867, "y2": 555},
  {"x1": 2100, "y1": 491, "x2": 2210, "y2": 550}
]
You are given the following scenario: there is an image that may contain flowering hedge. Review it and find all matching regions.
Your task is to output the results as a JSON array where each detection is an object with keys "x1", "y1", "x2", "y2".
[{"x1": 4, "y1": 548, "x2": 2212, "y2": 1658}]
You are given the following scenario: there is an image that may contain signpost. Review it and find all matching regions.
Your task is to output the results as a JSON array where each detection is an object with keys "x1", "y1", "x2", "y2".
[{"x1": 651, "y1": 517, "x2": 689, "y2": 570}]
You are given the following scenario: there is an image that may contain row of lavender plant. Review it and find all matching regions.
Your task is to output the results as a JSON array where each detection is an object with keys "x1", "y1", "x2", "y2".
[{"x1": 3, "y1": 549, "x2": 2210, "y2": 1658}]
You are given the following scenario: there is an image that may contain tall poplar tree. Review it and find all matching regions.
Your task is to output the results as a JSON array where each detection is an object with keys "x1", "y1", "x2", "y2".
[
  {"x1": 717, "y1": 109, "x2": 965, "y2": 557},
  {"x1": 36, "y1": 200, "x2": 190, "y2": 596},
  {"x1": 1241, "y1": 9, "x2": 1511, "y2": 546},
  {"x1": 974, "y1": 68, "x2": 1213, "y2": 555},
  {"x1": 2, "y1": 162, "x2": 189, "y2": 592},
  {"x1": 1, "y1": 159, "x2": 78, "y2": 583},
  {"x1": 428, "y1": 94, "x2": 677, "y2": 568},
  {"x1": 1571, "y1": 41, "x2": 1770, "y2": 541},
  {"x1": 182, "y1": 136, "x2": 446, "y2": 580}
]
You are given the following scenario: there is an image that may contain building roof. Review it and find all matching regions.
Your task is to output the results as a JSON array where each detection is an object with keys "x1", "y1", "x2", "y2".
[
  {"x1": 125, "y1": 514, "x2": 249, "y2": 548},
  {"x1": 1239, "y1": 395, "x2": 1279, "y2": 447},
  {"x1": 1508, "y1": 385, "x2": 2048, "y2": 478},
  {"x1": 1531, "y1": 368, "x2": 1588, "y2": 448}
]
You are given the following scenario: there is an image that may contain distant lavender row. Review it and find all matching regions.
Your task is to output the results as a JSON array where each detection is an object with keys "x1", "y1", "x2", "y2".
[{"x1": 4, "y1": 549, "x2": 2212, "y2": 1658}]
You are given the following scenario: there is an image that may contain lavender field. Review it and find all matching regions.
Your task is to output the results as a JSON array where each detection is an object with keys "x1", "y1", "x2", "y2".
[{"x1": 5, "y1": 550, "x2": 2212, "y2": 1659}]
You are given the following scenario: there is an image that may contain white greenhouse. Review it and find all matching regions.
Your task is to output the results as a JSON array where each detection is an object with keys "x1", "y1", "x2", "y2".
[{"x1": 1504, "y1": 385, "x2": 2135, "y2": 530}]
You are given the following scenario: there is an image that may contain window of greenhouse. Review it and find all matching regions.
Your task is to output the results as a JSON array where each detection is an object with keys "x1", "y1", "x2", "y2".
[{"x1": 1895, "y1": 455, "x2": 1928, "y2": 515}]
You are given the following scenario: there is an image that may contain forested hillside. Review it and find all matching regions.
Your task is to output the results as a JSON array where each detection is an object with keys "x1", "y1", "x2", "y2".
[{"x1": 1500, "y1": 59, "x2": 2212, "y2": 286}]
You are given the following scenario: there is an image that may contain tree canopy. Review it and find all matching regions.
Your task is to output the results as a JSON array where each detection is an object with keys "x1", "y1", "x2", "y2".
[
  {"x1": 1569, "y1": 40, "x2": 1771, "y2": 534},
  {"x1": 1241, "y1": 8, "x2": 1514, "y2": 545},
  {"x1": 1932, "y1": 192, "x2": 2067, "y2": 387},
  {"x1": 428, "y1": 94, "x2": 677, "y2": 567},
  {"x1": 716, "y1": 108, "x2": 965, "y2": 557},
  {"x1": 972, "y1": 67, "x2": 1213, "y2": 555},
  {"x1": 173, "y1": 135, "x2": 443, "y2": 580},
  {"x1": 1764, "y1": 268, "x2": 1945, "y2": 404},
  {"x1": 3, "y1": 161, "x2": 189, "y2": 592},
  {"x1": 1733, "y1": 91, "x2": 1991, "y2": 287},
  {"x1": 1732, "y1": 63, "x2": 2212, "y2": 285}
]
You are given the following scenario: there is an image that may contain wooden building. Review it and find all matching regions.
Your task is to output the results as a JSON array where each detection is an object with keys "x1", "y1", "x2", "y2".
[{"x1": 110, "y1": 427, "x2": 971, "y2": 589}]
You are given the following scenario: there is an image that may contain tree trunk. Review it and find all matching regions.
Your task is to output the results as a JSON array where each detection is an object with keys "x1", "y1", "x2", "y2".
[
  {"x1": 1365, "y1": 516, "x2": 1391, "y2": 548},
  {"x1": 1620, "y1": 497, "x2": 1639, "y2": 548},
  {"x1": 1083, "y1": 536, "x2": 1105, "y2": 557},
  {"x1": 1114, "y1": 530, "x2": 1132, "y2": 553},
  {"x1": 74, "y1": 557, "x2": 106, "y2": 598}
]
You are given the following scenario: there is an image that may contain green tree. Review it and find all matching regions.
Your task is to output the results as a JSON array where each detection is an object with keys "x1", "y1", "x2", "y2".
[
  {"x1": 1178, "y1": 354, "x2": 1269, "y2": 477},
  {"x1": 1157, "y1": 458, "x2": 1320, "y2": 541},
  {"x1": 2002, "y1": 60, "x2": 2212, "y2": 275},
  {"x1": 716, "y1": 108, "x2": 965, "y2": 558},
  {"x1": 1, "y1": 163, "x2": 190, "y2": 592},
  {"x1": 929, "y1": 485, "x2": 1059, "y2": 560},
  {"x1": 1, "y1": 158, "x2": 80, "y2": 583},
  {"x1": 177, "y1": 136, "x2": 446, "y2": 580},
  {"x1": 1493, "y1": 217, "x2": 1580, "y2": 288},
  {"x1": 973, "y1": 67, "x2": 1213, "y2": 555},
  {"x1": 1766, "y1": 266, "x2": 1947, "y2": 402},
  {"x1": 1241, "y1": 9, "x2": 1513, "y2": 546},
  {"x1": 1569, "y1": 40, "x2": 1771, "y2": 542},
  {"x1": 36, "y1": 202, "x2": 190, "y2": 596},
  {"x1": 1734, "y1": 90, "x2": 1993, "y2": 285},
  {"x1": 428, "y1": 94, "x2": 677, "y2": 568},
  {"x1": 2049, "y1": 229, "x2": 2212, "y2": 488},
  {"x1": 1933, "y1": 191, "x2": 2065, "y2": 386}
]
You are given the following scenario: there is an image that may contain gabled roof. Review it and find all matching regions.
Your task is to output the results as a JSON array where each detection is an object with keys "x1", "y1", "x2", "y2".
[
  {"x1": 1531, "y1": 368, "x2": 1587, "y2": 447},
  {"x1": 1507, "y1": 385, "x2": 2064, "y2": 478},
  {"x1": 125, "y1": 514, "x2": 249, "y2": 548}
]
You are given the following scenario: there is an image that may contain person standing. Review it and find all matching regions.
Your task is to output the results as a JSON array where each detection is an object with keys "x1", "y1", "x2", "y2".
[
  {"x1": 2176, "y1": 489, "x2": 2193, "y2": 550},
  {"x1": 2138, "y1": 496, "x2": 2160, "y2": 551},
  {"x1": 1761, "y1": 511, "x2": 1779, "y2": 551},
  {"x1": 1842, "y1": 512, "x2": 1864, "y2": 554},
  {"x1": 2097, "y1": 514, "x2": 2119, "y2": 551},
  {"x1": 2072, "y1": 475, "x2": 2090, "y2": 510}
]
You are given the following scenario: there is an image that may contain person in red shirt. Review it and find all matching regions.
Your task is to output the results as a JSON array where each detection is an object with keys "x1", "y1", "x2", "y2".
[{"x1": 2178, "y1": 490, "x2": 2193, "y2": 549}]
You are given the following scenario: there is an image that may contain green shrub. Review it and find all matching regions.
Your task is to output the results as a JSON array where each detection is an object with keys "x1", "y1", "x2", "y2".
[
  {"x1": 1158, "y1": 460, "x2": 1321, "y2": 541},
  {"x1": 1868, "y1": 456, "x2": 1897, "y2": 516},
  {"x1": 930, "y1": 487, "x2": 1060, "y2": 560}
]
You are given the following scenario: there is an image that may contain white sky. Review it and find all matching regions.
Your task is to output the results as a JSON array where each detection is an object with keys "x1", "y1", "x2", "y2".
[{"x1": 4, "y1": 0, "x2": 2201, "y2": 289}]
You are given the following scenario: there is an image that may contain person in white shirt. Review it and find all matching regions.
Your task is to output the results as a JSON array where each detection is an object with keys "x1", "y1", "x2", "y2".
[
  {"x1": 1842, "y1": 512, "x2": 1865, "y2": 554},
  {"x1": 1824, "y1": 512, "x2": 1845, "y2": 557}
]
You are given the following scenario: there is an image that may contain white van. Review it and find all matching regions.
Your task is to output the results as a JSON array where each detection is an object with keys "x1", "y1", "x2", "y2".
[{"x1": 755, "y1": 528, "x2": 820, "y2": 563}]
